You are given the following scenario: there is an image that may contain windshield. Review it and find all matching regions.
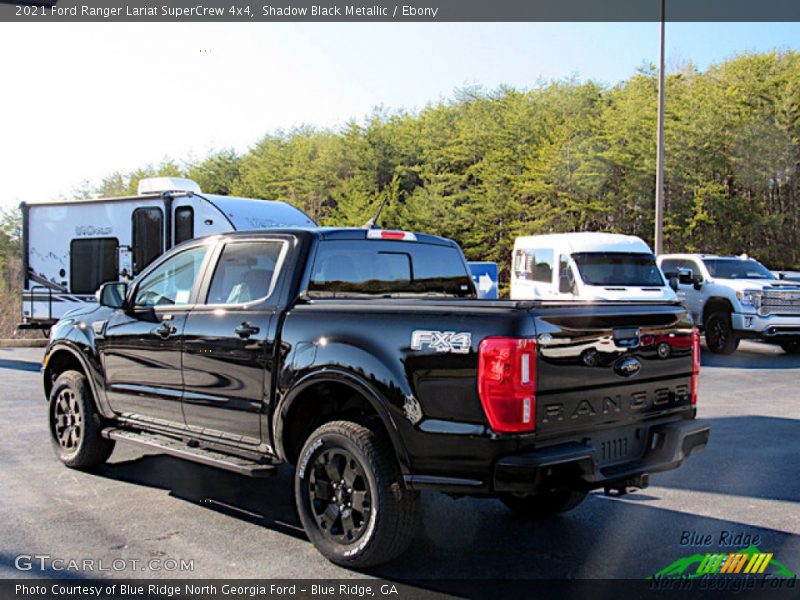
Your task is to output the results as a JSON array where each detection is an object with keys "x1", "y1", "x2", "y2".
[
  {"x1": 703, "y1": 258, "x2": 776, "y2": 280},
  {"x1": 572, "y1": 252, "x2": 665, "y2": 287}
]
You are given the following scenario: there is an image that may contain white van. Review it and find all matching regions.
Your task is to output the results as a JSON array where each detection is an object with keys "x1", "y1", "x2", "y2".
[{"x1": 510, "y1": 232, "x2": 676, "y2": 302}]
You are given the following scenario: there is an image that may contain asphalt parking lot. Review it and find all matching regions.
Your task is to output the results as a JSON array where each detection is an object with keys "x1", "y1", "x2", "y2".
[{"x1": 1, "y1": 342, "x2": 798, "y2": 583}]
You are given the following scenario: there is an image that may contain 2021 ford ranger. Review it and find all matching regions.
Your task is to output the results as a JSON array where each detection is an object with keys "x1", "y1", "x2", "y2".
[{"x1": 43, "y1": 228, "x2": 709, "y2": 567}]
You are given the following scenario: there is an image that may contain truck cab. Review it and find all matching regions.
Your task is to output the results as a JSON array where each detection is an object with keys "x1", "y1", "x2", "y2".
[
  {"x1": 658, "y1": 253, "x2": 800, "y2": 354},
  {"x1": 510, "y1": 232, "x2": 676, "y2": 302}
]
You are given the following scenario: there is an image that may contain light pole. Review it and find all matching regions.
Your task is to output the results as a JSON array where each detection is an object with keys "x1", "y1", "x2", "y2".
[{"x1": 654, "y1": 0, "x2": 666, "y2": 255}]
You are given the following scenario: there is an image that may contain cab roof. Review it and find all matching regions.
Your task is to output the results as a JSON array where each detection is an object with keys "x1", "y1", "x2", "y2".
[{"x1": 216, "y1": 227, "x2": 459, "y2": 247}]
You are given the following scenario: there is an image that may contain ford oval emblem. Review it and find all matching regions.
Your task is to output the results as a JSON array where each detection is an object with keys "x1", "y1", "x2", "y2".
[{"x1": 614, "y1": 357, "x2": 642, "y2": 378}]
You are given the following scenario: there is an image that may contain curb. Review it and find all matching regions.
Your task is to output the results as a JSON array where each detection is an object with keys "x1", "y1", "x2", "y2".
[{"x1": 0, "y1": 339, "x2": 48, "y2": 348}]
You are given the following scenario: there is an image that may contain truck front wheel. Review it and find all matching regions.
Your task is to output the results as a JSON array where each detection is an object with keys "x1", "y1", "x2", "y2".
[
  {"x1": 704, "y1": 311, "x2": 740, "y2": 354},
  {"x1": 499, "y1": 490, "x2": 588, "y2": 517},
  {"x1": 294, "y1": 420, "x2": 420, "y2": 568},
  {"x1": 49, "y1": 370, "x2": 115, "y2": 468}
]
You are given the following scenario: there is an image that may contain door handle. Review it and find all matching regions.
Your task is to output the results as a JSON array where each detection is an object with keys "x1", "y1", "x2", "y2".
[
  {"x1": 155, "y1": 317, "x2": 176, "y2": 338},
  {"x1": 235, "y1": 322, "x2": 260, "y2": 339}
]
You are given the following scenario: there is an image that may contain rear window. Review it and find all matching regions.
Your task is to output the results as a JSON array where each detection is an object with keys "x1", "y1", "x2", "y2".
[{"x1": 308, "y1": 240, "x2": 474, "y2": 297}]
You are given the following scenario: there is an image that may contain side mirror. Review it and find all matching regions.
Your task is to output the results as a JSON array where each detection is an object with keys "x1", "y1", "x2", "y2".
[
  {"x1": 668, "y1": 276, "x2": 679, "y2": 292},
  {"x1": 677, "y1": 268, "x2": 694, "y2": 285},
  {"x1": 559, "y1": 275, "x2": 573, "y2": 294},
  {"x1": 97, "y1": 281, "x2": 128, "y2": 309}
]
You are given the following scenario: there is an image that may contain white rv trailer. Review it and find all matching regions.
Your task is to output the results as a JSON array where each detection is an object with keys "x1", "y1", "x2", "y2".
[
  {"x1": 19, "y1": 177, "x2": 315, "y2": 331},
  {"x1": 510, "y1": 232, "x2": 676, "y2": 302}
]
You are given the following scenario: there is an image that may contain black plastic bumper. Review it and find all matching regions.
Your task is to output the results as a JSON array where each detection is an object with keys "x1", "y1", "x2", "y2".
[{"x1": 493, "y1": 419, "x2": 710, "y2": 493}]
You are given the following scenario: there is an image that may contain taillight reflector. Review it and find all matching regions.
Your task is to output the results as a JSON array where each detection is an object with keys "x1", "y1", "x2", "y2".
[
  {"x1": 691, "y1": 328, "x2": 701, "y2": 404},
  {"x1": 478, "y1": 337, "x2": 537, "y2": 433}
]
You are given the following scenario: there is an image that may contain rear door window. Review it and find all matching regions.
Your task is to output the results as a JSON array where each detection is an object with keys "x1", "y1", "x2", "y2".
[{"x1": 205, "y1": 240, "x2": 286, "y2": 305}]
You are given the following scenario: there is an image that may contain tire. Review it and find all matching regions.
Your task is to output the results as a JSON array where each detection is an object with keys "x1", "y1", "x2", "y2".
[
  {"x1": 704, "y1": 311, "x2": 739, "y2": 354},
  {"x1": 779, "y1": 340, "x2": 800, "y2": 354},
  {"x1": 49, "y1": 370, "x2": 115, "y2": 469},
  {"x1": 499, "y1": 490, "x2": 587, "y2": 518},
  {"x1": 294, "y1": 420, "x2": 420, "y2": 568}
]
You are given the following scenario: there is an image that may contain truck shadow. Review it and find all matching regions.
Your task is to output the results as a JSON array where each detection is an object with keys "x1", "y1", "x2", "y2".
[
  {"x1": 648, "y1": 415, "x2": 800, "y2": 503},
  {"x1": 97, "y1": 456, "x2": 306, "y2": 541},
  {"x1": 367, "y1": 493, "x2": 800, "y2": 581},
  {"x1": 93, "y1": 413, "x2": 800, "y2": 580},
  {"x1": 94, "y1": 455, "x2": 800, "y2": 580}
]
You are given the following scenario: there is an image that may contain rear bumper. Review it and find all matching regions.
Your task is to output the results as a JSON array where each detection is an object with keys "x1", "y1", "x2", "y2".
[{"x1": 493, "y1": 419, "x2": 709, "y2": 493}]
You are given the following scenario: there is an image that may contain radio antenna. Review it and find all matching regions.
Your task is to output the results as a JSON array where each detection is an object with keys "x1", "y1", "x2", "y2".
[{"x1": 362, "y1": 194, "x2": 390, "y2": 229}]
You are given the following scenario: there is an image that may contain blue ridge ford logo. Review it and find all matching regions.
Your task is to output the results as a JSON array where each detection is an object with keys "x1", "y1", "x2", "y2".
[{"x1": 614, "y1": 356, "x2": 642, "y2": 378}]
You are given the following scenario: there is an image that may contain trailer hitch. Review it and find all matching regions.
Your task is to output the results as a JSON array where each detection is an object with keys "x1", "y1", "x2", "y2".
[{"x1": 604, "y1": 474, "x2": 649, "y2": 497}]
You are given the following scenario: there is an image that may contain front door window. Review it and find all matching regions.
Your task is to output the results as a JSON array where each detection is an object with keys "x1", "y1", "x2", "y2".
[{"x1": 134, "y1": 245, "x2": 208, "y2": 307}]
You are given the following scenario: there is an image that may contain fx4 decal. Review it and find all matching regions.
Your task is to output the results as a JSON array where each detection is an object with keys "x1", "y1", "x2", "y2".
[{"x1": 410, "y1": 330, "x2": 472, "y2": 354}]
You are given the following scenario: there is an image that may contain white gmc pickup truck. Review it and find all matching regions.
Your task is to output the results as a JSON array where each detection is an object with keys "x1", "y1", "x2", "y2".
[{"x1": 658, "y1": 254, "x2": 800, "y2": 355}]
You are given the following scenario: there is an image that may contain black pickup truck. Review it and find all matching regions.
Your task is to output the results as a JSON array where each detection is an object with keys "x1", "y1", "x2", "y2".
[{"x1": 42, "y1": 227, "x2": 708, "y2": 567}]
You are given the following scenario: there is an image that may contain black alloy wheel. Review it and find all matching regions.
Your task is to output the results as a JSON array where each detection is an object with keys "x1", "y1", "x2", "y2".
[
  {"x1": 308, "y1": 448, "x2": 372, "y2": 544},
  {"x1": 704, "y1": 311, "x2": 739, "y2": 354},
  {"x1": 294, "y1": 420, "x2": 420, "y2": 568}
]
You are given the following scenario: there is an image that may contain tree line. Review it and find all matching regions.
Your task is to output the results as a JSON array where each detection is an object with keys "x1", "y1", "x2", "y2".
[{"x1": 2, "y1": 50, "x2": 799, "y2": 334}]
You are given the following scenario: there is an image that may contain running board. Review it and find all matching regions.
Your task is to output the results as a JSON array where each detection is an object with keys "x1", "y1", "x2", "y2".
[{"x1": 102, "y1": 428, "x2": 276, "y2": 478}]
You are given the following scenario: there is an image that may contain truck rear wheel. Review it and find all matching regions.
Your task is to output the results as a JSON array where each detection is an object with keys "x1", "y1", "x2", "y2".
[
  {"x1": 779, "y1": 340, "x2": 800, "y2": 354},
  {"x1": 499, "y1": 490, "x2": 587, "y2": 517},
  {"x1": 49, "y1": 370, "x2": 115, "y2": 468},
  {"x1": 294, "y1": 420, "x2": 420, "y2": 568},
  {"x1": 704, "y1": 311, "x2": 739, "y2": 354}
]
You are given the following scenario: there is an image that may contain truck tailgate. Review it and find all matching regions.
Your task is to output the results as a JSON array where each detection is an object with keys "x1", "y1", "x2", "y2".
[{"x1": 531, "y1": 302, "x2": 695, "y2": 442}]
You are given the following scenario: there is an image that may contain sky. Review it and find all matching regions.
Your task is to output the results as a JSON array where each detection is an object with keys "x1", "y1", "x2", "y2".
[{"x1": 1, "y1": 21, "x2": 800, "y2": 208}]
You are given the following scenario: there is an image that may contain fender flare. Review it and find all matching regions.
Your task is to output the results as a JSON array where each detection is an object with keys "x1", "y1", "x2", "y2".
[
  {"x1": 701, "y1": 296, "x2": 735, "y2": 324},
  {"x1": 273, "y1": 368, "x2": 412, "y2": 474},
  {"x1": 44, "y1": 341, "x2": 111, "y2": 418}
]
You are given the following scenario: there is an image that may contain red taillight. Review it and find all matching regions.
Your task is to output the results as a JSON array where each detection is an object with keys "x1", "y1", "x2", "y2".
[
  {"x1": 691, "y1": 328, "x2": 701, "y2": 404},
  {"x1": 478, "y1": 337, "x2": 537, "y2": 433}
]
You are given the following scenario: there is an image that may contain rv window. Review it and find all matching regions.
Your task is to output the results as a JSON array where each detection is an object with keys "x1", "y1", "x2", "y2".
[
  {"x1": 134, "y1": 245, "x2": 208, "y2": 307},
  {"x1": 132, "y1": 207, "x2": 163, "y2": 275},
  {"x1": 175, "y1": 206, "x2": 194, "y2": 244},
  {"x1": 70, "y1": 238, "x2": 119, "y2": 294},
  {"x1": 205, "y1": 241, "x2": 285, "y2": 304}
]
